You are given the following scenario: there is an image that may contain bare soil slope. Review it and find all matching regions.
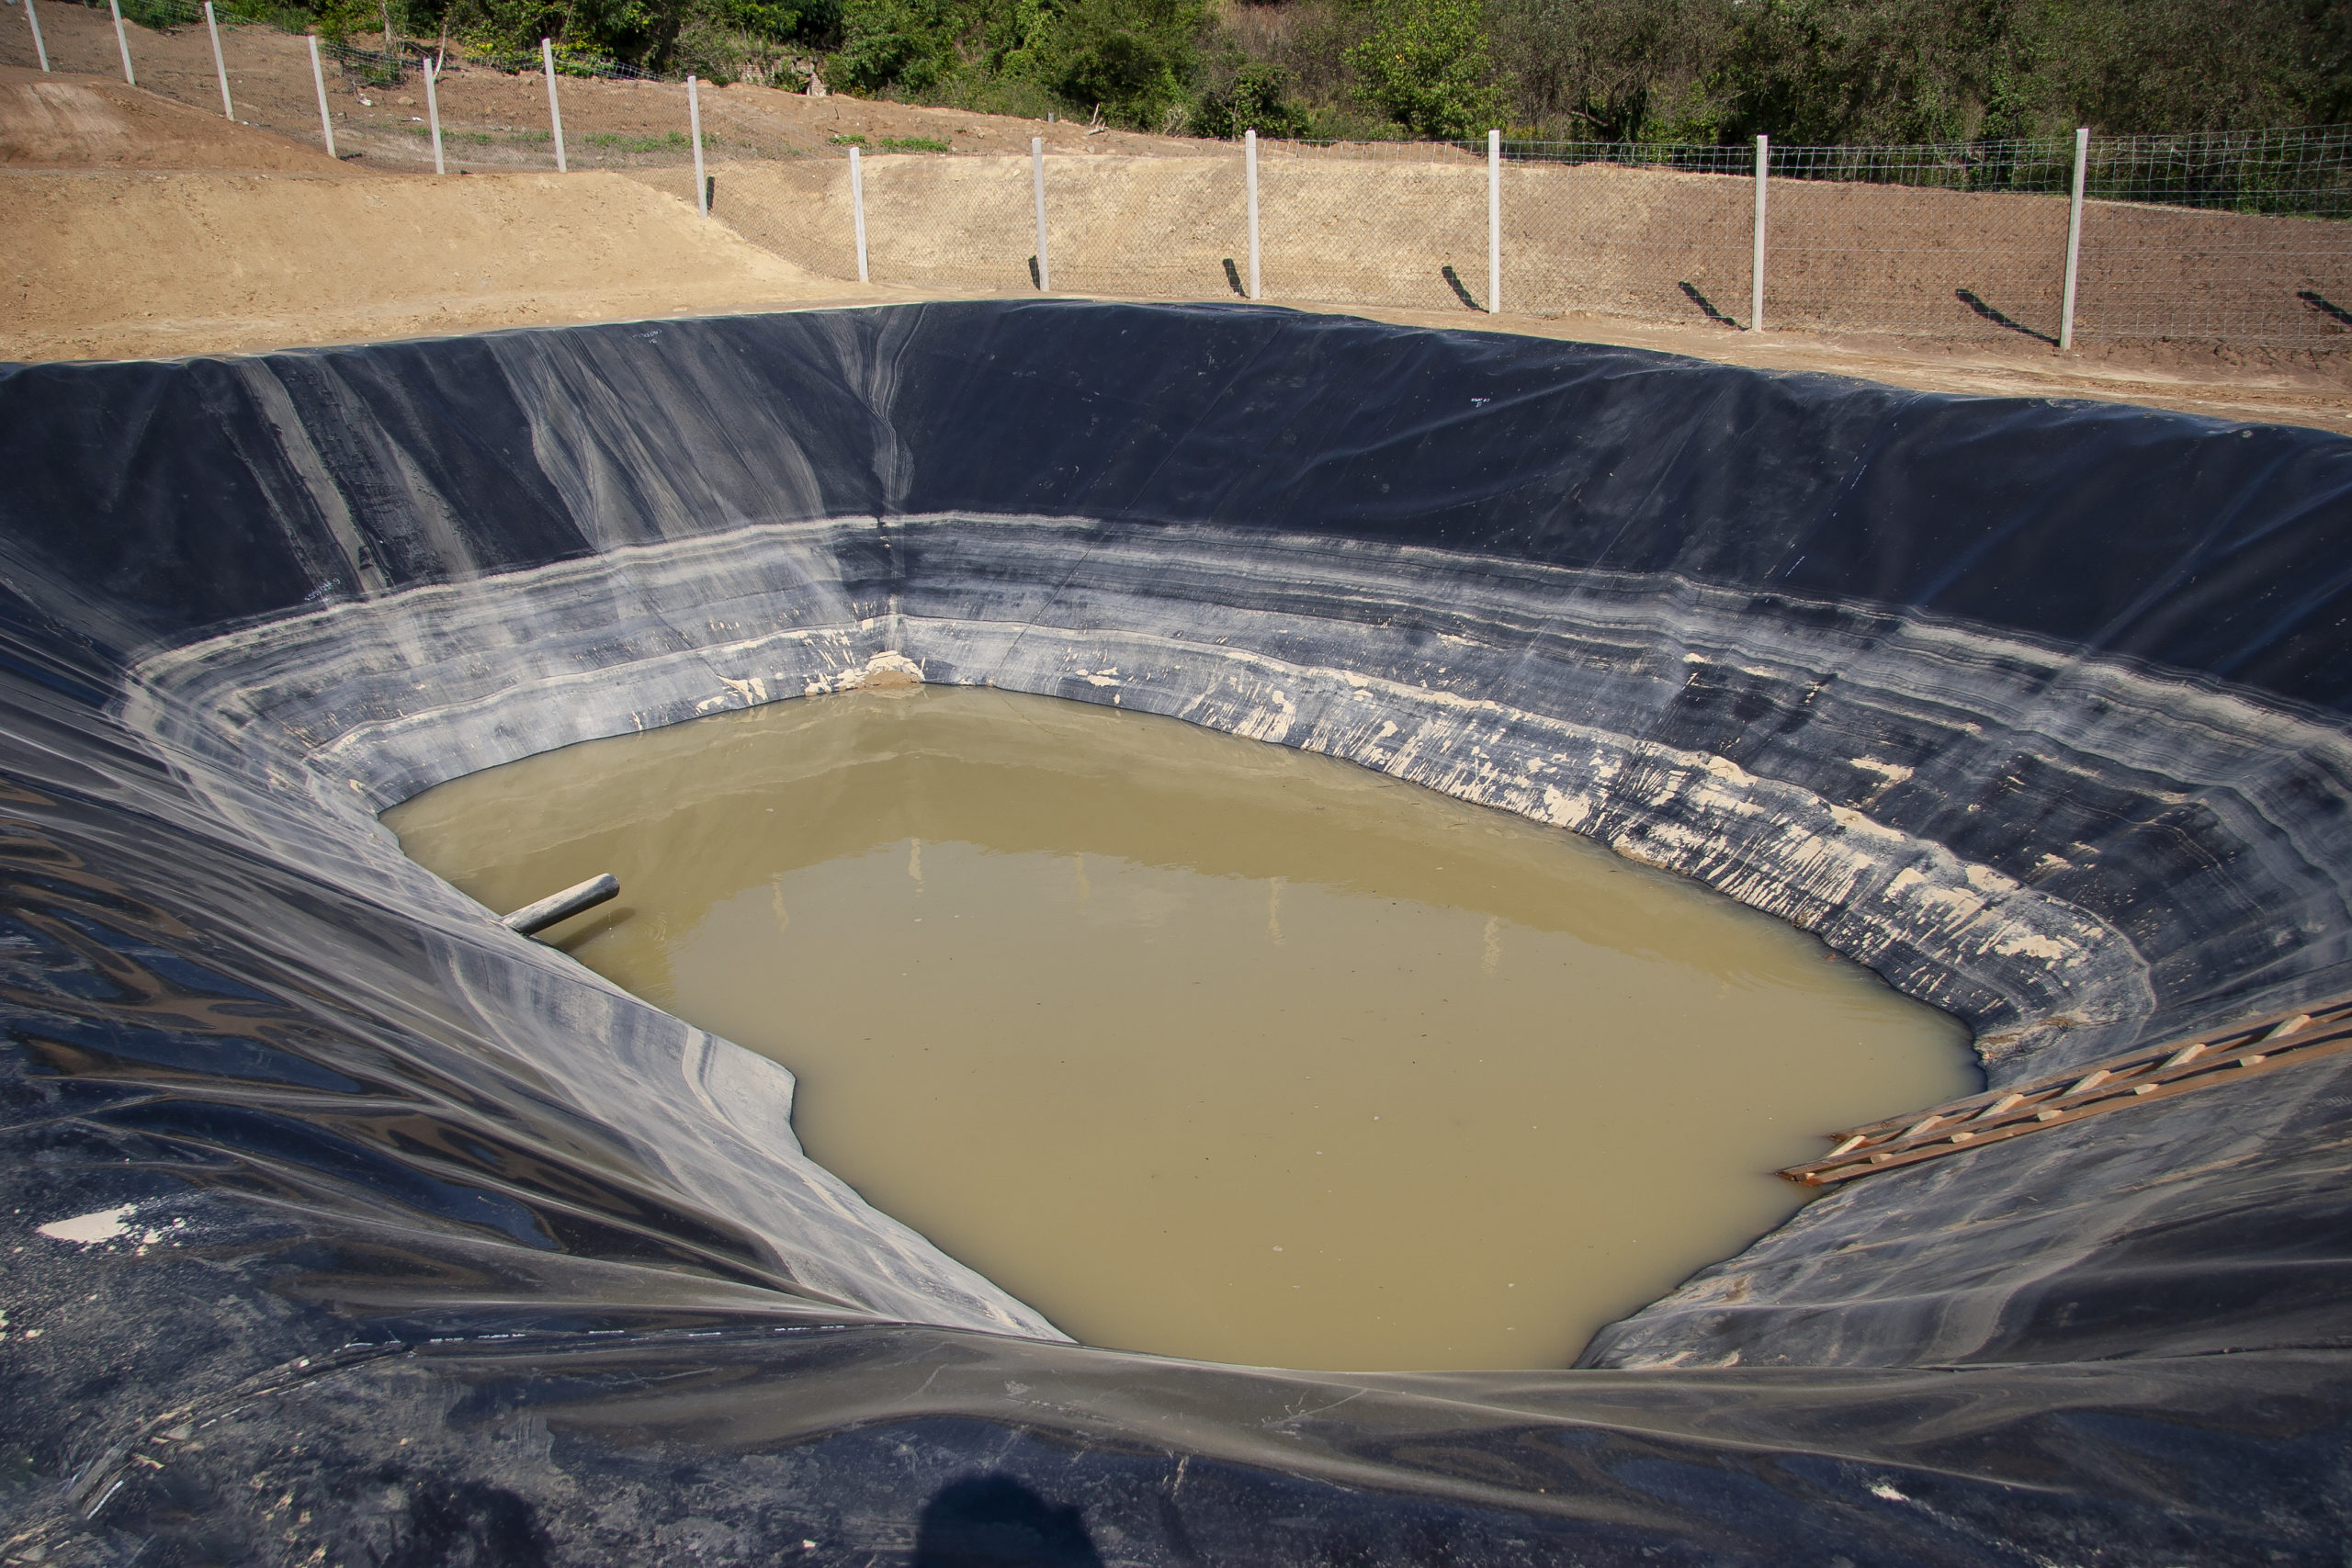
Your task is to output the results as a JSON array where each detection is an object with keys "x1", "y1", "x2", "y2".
[
  {"x1": 0, "y1": 60, "x2": 343, "y2": 168},
  {"x1": 1, "y1": 152, "x2": 878, "y2": 360},
  {"x1": 630, "y1": 147, "x2": 2352, "y2": 431},
  {"x1": 2, "y1": 9, "x2": 2347, "y2": 433}
]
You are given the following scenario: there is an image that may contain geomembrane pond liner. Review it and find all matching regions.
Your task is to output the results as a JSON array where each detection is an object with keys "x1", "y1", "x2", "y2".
[{"x1": 3, "y1": 300, "x2": 2350, "y2": 1563}]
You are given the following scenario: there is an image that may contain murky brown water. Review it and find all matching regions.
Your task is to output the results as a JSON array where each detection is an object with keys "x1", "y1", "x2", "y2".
[{"x1": 385, "y1": 685, "x2": 1975, "y2": 1371}]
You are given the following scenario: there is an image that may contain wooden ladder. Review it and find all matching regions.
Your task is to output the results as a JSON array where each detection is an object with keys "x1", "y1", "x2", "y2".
[{"x1": 1781, "y1": 993, "x2": 2352, "y2": 1187}]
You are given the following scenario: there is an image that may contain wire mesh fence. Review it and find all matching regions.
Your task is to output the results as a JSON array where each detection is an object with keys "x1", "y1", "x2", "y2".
[
  {"x1": 1737, "y1": 141, "x2": 2074, "y2": 342},
  {"x1": 7, "y1": 0, "x2": 2351, "y2": 350},
  {"x1": 2075, "y1": 130, "x2": 2352, "y2": 344}
]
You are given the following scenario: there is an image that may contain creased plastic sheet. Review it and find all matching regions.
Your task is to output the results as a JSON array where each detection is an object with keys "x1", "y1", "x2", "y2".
[{"x1": 4, "y1": 300, "x2": 2352, "y2": 1563}]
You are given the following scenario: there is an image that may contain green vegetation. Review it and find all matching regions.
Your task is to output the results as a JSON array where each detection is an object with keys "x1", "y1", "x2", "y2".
[
  {"x1": 584, "y1": 129, "x2": 718, "y2": 149},
  {"x1": 1190, "y1": 61, "x2": 1306, "y2": 137},
  {"x1": 1483, "y1": 0, "x2": 2352, "y2": 144},
  {"x1": 1347, "y1": 0, "x2": 1497, "y2": 139},
  {"x1": 226, "y1": 0, "x2": 2352, "y2": 142},
  {"x1": 399, "y1": 126, "x2": 551, "y2": 141}
]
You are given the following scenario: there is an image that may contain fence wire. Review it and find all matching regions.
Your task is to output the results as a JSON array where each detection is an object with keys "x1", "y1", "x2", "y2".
[
  {"x1": 8, "y1": 0, "x2": 2351, "y2": 349},
  {"x1": 2075, "y1": 130, "x2": 2352, "y2": 344}
]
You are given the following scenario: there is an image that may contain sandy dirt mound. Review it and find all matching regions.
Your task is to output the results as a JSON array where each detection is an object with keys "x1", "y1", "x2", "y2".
[
  {"x1": 0, "y1": 165, "x2": 880, "y2": 360},
  {"x1": 0, "y1": 62, "x2": 342, "y2": 169}
]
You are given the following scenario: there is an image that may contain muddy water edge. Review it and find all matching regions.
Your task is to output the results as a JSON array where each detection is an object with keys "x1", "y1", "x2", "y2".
[{"x1": 383, "y1": 684, "x2": 1977, "y2": 1371}]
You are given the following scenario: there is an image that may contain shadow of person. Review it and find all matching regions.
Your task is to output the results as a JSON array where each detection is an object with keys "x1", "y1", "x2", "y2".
[{"x1": 912, "y1": 1474, "x2": 1105, "y2": 1568}]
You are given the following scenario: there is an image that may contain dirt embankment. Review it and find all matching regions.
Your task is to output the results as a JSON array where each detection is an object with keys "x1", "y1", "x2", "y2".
[
  {"x1": 0, "y1": 65, "x2": 885, "y2": 362},
  {"x1": 644, "y1": 146, "x2": 2352, "y2": 430},
  {"x1": 3, "y1": 9, "x2": 2349, "y2": 434},
  {"x1": 1, "y1": 166, "x2": 876, "y2": 361},
  {"x1": 0, "y1": 59, "x2": 342, "y2": 168}
]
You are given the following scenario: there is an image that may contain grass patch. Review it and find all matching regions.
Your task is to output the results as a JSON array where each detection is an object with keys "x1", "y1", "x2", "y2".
[
  {"x1": 584, "y1": 130, "x2": 715, "y2": 152},
  {"x1": 831, "y1": 133, "x2": 952, "y2": 152},
  {"x1": 398, "y1": 128, "x2": 546, "y2": 145}
]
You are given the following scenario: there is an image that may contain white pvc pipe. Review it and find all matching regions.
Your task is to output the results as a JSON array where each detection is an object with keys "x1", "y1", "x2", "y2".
[
  {"x1": 2060, "y1": 126, "x2": 2088, "y2": 352},
  {"x1": 541, "y1": 38, "x2": 566, "y2": 172},
  {"x1": 848, "y1": 144, "x2": 869, "y2": 282},
  {"x1": 24, "y1": 0, "x2": 49, "y2": 73},
  {"x1": 1031, "y1": 135, "x2": 1050, "y2": 292},
  {"x1": 424, "y1": 55, "x2": 444, "y2": 175},
  {"x1": 204, "y1": 2, "x2": 231, "y2": 119},
  {"x1": 1487, "y1": 128, "x2": 1501, "y2": 314},
  {"x1": 308, "y1": 35, "x2": 336, "y2": 160},
  {"x1": 500, "y1": 873, "x2": 619, "y2": 935},
  {"x1": 688, "y1": 75, "x2": 707, "y2": 216},
  {"x1": 1751, "y1": 133, "x2": 1770, "y2": 332},
  {"x1": 107, "y1": 0, "x2": 133, "y2": 85},
  {"x1": 1244, "y1": 128, "x2": 1261, "y2": 300}
]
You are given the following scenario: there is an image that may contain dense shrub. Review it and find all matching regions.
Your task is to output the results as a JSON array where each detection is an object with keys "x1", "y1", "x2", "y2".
[
  {"x1": 1347, "y1": 0, "x2": 1498, "y2": 139},
  {"x1": 1192, "y1": 61, "x2": 1310, "y2": 138},
  {"x1": 272, "y1": 0, "x2": 2352, "y2": 143}
]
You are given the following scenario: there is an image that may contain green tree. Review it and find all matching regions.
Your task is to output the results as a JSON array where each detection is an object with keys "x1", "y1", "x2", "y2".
[
  {"x1": 1348, "y1": 0, "x2": 1500, "y2": 139},
  {"x1": 1489, "y1": 0, "x2": 1729, "y2": 141},
  {"x1": 1708, "y1": 0, "x2": 2039, "y2": 144},
  {"x1": 2032, "y1": 0, "x2": 2351, "y2": 133},
  {"x1": 1193, "y1": 59, "x2": 1310, "y2": 136},
  {"x1": 1043, "y1": 0, "x2": 1209, "y2": 129},
  {"x1": 832, "y1": 0, "x2": 966, "y2": 93},
  {"x1": 380, "y1": 0, "x2": 2352, "y2": 144}
]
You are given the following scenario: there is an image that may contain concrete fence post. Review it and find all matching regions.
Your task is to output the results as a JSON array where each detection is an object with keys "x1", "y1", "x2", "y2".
[
  {"x1": 848, "y1": 144, "x2": 870, "y2": 282},
  {"x1": 1487, "y1": 127, "x2": 1501, "y2": 314},
  {"x1": 688, "y1": 75, "x2": 707, "y2": 216},
  {"x1": 107, "y1": 0, "x2": 133, "y2": 85},
  {"x1": 424, "y1": 55, "x2": 444, "y2": 175},
  {"x1": 2060, "y1": 126, "x2": 2088, "y2": 352},
  {"x1": 24, "y1": 0, "x2": 50, "y2": 73},
  {"x1": 1031, "y1": 135, "x2": 1050, "y2": 292},
  {"x1": 1751, "y1": 133, "x2": 1769, "y2": 332},
  {"x1": 1245, "y1": 128, "x2": 1261, "y2": 300},
  {"x1": 203, "y1": 2, "x2": 231, "y2": 118},
  {"x1": 540, "y1": 39, "x2": 567, "y2": 172},
  {"x1": 307, "y1": 34, "x2": 336, "y2": 160}
]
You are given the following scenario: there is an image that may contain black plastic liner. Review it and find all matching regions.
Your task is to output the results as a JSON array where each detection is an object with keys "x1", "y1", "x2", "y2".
[{"x1": 5, "y1": 301, "x2": 2352, "y2": 1563}]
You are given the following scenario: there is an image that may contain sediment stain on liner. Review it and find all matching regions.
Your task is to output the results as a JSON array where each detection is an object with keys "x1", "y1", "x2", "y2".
[{"x1": 386, "y1": 685, "x2": 1974, "y2": 1371}]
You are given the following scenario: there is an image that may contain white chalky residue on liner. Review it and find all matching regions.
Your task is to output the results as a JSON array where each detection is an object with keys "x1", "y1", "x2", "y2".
[
  {"x1": 1849, "y1": 757, "x2": 1915, "y2": 784},
  {"x1": 37, "y1": 1205, "x2": 135, "y2": 1244},
  {"x1": 1995, "y1": 931, "x2": 2075, "y2": 961}
]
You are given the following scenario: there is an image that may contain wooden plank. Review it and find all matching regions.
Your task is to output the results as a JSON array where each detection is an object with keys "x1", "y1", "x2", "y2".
[{"x1": 1781, "y1": 993, "x2": 2352, "y2": 1187}]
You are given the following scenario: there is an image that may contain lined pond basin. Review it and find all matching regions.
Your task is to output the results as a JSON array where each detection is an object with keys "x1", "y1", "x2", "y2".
[{"x1": 385, "y1": 684, "x2": 1975, "y2": 1371}]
